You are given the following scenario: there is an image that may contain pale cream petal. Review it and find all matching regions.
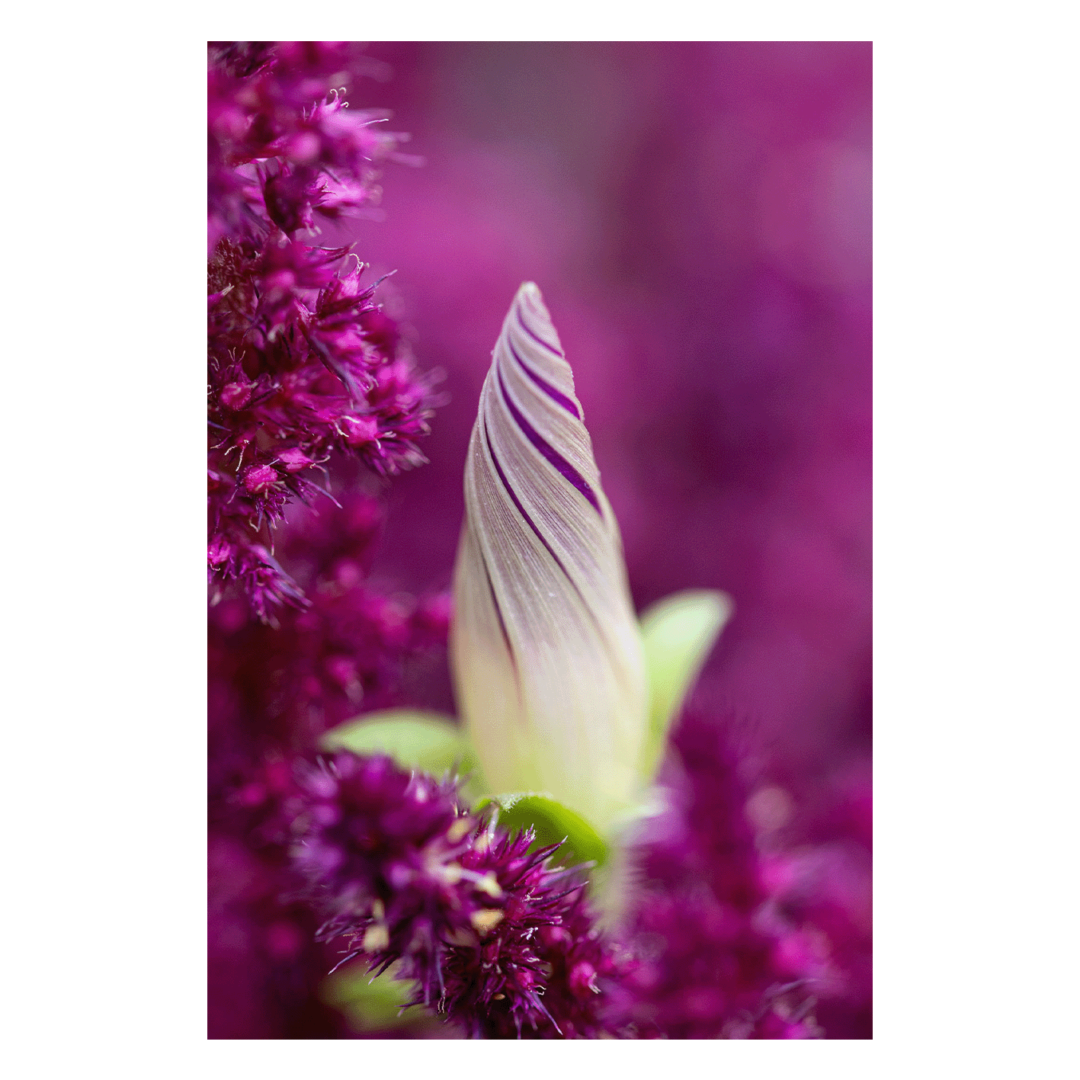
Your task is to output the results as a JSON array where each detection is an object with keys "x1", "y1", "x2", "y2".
[{"x1": 450, "y1": 283, "x2": 648, "y2": 830}]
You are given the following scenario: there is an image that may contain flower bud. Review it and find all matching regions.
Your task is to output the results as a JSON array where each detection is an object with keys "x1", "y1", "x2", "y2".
[{"x1": 450, "y1": 283, "x2": 648, "y2": 830}]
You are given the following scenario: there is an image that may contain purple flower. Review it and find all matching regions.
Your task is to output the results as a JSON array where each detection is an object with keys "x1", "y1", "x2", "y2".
[
  {"x1": 208, "y1": 42, "x2": 409, "y2": 249},
  {"x1": 612, "y1": 713, "x2": 822, "y2": 1038},
  {"x1": 209, "y1": 493, "x2": 443, "y2": 756},
  {"x1": 289, "y1": 751, "x2": 624, "y2": 1038},
  {"x1": 437, "y1": 830, "x2": 626, "y2": 1039},
  {"x1": 207, "y1": 43, "x2": 438, "y2": 621}
]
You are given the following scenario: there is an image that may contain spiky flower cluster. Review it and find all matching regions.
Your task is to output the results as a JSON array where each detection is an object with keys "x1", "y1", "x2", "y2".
[
  {"x1": 614, "y1": 714, "x2": 822, "y2": 1038},
  {"x1": 209, "y1": 493, "x2": 451, "y2": 760},
  {"x1": 208, "y1": 42, "x2": 437, "y2": 620},
  {"x1": 289, "y1": 752, "x2": 623, "y2": 1038}
]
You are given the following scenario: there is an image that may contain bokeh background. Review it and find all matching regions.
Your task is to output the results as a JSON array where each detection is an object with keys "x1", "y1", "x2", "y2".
[{"x1": 341, "y1": 40, "x2": 871, "y2": 831}]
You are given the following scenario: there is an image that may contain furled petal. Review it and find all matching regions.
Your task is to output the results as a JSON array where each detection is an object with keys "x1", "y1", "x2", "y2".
[{"x1": 450, "y1": 282, "x2": 648, "y2": 830}]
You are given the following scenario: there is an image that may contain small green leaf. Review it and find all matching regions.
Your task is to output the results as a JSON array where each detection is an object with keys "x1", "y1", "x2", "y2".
[
  {"x1": 475, "y1": 791, "x2": 609, "y2": 867},
  {"x1": 320, "y1": 961, "x2": 416, "y2": 1033},
  {"x1": 638, "y1": 589, "x2": 733, "y2": 781},
  {"x1": 320, "y1": 709, "x2": 481, "y2": 785}
]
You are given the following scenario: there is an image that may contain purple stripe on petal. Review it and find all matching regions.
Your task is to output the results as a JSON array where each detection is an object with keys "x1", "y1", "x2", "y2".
[
  {"x1": 495, "y1": 368, "x2": 603, "y2": 517},
  {"x1": 483, "y1": 419, "x2": 574, "y2": 581},
  {"x1": 508, "y1": 339, "x2": 581, "y2": 419},
  {"x1": 515, "y1": 309, "x2": 565, "y2": 358},
  {"x1": 482, "y1": 418, "x2": 606, "y2": 641}
]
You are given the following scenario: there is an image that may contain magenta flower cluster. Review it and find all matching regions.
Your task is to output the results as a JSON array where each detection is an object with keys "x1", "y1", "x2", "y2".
[
  {"x1": 615, "y1": 715, "x2": 822, "y2": 1038},
  {"x1": 209, "y1": 492, "x2": 451, "y2": 761},
  {"x1": 208, "y1": 41, "x2": 436, "y2": 621},
  {"x1": 290, "y1": 752, "x2": 623, "y2": 1038},
  {"x1": 206, "y1": 42, "x2": 455, "y2": 1038}
]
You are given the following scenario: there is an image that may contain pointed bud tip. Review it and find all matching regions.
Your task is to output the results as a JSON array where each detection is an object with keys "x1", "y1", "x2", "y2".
[{"x1": 515, "y1": 281, "x2": 549, "y2": 320}]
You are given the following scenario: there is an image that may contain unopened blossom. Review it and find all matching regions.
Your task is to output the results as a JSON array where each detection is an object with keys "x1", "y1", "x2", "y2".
[{"x1": 450, "y1": 283, "x2": 648, "y2": 830}]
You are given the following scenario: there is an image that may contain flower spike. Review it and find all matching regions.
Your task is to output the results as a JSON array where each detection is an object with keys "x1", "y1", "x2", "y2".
[{"x1": 451, "y1": 283, "x2": 648, "y2": 830}]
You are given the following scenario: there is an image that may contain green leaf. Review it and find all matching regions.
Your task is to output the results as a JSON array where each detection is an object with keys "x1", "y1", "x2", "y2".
[
  {"x1": 638, "y1": 589, "x2": 733, "y2": 781},
  {"x1": 320, "y1": 709, "x2": 481, "y2": 786},
  {"x1": 474, "y1": 791, "x2": 609, "y2": 867},
  {"x1": 319, "y1": 961, "x2": 416, "y2": 1033}
]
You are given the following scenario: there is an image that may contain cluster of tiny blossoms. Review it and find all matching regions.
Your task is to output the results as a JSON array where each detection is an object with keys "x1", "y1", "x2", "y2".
[
  {"x1": 207, "y1": 42, "x2": 437, "y2": 621},
  {"x1": 290, "y1": 752, "x2": 624, "y2": 1038},
  {"x1": 614, "y1": 713, "x2": 822, "y2": 1038},
  {"x1": 209, "y1": 491, "x2": 452, "y2": 763}
]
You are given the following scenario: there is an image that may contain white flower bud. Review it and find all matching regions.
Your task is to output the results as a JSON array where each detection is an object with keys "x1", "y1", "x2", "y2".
[{"x1": 450, "y1": 283, "x2": 648, "y2": 830}]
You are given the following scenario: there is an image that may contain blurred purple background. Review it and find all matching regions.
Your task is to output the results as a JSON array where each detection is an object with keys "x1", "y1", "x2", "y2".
[{"x1": 339, "y1": 41, "x2": 871, "y2": 813}]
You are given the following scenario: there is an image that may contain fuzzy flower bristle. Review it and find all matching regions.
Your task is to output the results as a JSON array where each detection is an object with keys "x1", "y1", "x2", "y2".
[
  {"x1": 289, "y1": 751, "x2": 624, "y2": 1038},
  {"x1": 207, "y1": 43, "x2": 438, "y2": 621},
  {"x1": 441, "y1": 830, "x2": 626, "y2": 1038},
  {"x1": 611, "y1": 713, "x2": 823, "y2": 1038},
  {"x1": 290, "y1": 752, "x2": 506, "y2": 1015}
]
